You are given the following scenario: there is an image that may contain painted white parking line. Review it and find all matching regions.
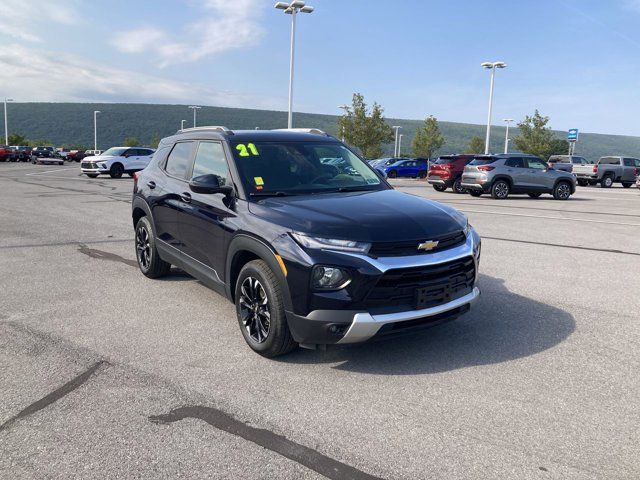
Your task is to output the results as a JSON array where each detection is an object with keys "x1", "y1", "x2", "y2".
[
  {"x1": 25, "y1": 167, "x2": 78, "y2": 176},
  {"x1": 459, "y1": 208, "x2": 640, "y2": 227}
]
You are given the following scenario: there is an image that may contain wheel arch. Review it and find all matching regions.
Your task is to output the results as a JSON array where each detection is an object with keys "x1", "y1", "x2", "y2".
[
  {"x1": 225, "y1": 234, "x2": 293, "y2": 311},
  {"x1": 553, "y1": 178, "x2": 575, "y2": 194},
  {"x1": 491, "y1": 175, "x2": 513, "y2": 188}
]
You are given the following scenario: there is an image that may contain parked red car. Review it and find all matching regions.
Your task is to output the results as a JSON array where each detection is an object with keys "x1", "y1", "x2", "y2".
[
  {"x1": 427, "y1": 154, "x2": 477, "y2": 193},
  {"x1": 0, "y1": 145, "x2": 13, "y2": 162},
  {"x1": 67, "y1": 150, "x2": 86, "y2": 162}
]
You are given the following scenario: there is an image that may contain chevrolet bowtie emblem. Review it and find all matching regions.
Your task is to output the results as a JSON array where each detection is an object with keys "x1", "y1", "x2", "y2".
[{"x1": 417, "y1": 240, "x2": 439, "y2": 251}]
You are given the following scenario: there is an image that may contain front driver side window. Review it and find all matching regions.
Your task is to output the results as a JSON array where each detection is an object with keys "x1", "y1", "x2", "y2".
[
  {"x1": 527, "y1": 158, "x2": 547, "y2": 170},
  {"x1": 192, "y1": 141, "x2": 229, "y2": 186}
]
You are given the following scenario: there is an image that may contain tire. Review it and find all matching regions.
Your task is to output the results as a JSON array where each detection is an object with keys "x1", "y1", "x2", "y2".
[
  {"x1": 577, "y1": 179, "x2": 588, "y2": 187},
  {"x1": 432, "y1": 184, "x2": 447, "y2": 192},
  {"x1": 468, "y1": 190, "x2": 482, "y2": 197},
  {"x1": 622, "y1": 182, "x2": 632, "y2": 188},
  {"x1": 601, "y1": 175, "x2": 614, "y2": 188},
  {"x1": 109, "y1": 163, "x2": 124, "y2": 178},
  {"x1": 86, "y1": 174, "x2": 99, "y2": 178},
  {"x1": 235, "y1": 259, "x2": 297, "y2": 358},
  {"x1": 553, "y1": 181, "x2": 572, "y2": 200},
  {"x1": 387, "y1": 170, "x2": 397, "y2": 178},
  {"x1": 452, "y1": 177, "x2": 466, "y2": 194},
  {"x1": 528, "y1": 192, "x2": 542, "y2": 198},
  {"x1": 418, "y1": 170, "x2": 427, "y2": 179},
  {"x1": 491, "y1": 180, "x2": 510, "y2": 199},
  {"x1": 135, "y1": 216, "x2": 171, "y2": 278}
]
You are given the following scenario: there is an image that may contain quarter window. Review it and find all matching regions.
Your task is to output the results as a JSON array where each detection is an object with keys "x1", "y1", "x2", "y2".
[
  {"x1": 165, "y1": 142, "x2": 196, "y2": 180},
  {"x1": 191, "y1": 142, "x2": 230, "y2": 185}
]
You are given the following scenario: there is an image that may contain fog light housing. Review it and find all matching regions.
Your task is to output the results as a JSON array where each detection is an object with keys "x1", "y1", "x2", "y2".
[{"x1": 311, "y1": 266, "x2": 351, "y2": 290}]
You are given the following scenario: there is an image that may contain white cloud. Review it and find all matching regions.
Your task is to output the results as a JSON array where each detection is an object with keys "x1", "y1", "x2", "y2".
[
  {"x1": 0, "y1": 0, "x2": 77, "y2": 42},
  {"x1": 0, "y1": 43, "x2": 281, "y2": 109},
  {"x1": 110, "y1": 0, "x2": 265, "y2": 67}
]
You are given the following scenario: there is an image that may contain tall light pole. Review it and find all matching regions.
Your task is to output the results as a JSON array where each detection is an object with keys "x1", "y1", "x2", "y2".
[
  {"x1": 275, "y1": 1, "x2": 314, "y2": 129},
  {"x1": 188, "y1": 106, "x2": 201, "y2": 127},
  {"x1": 181, "y1": 119, "x2": 186, "y2": 130},
  {"x1": 392, "y1": 126, "x2": 401, "y2": 157},
  {"x1": 93, "y1": 110, "x2": 100, "y2": 151},
  {"x1": 503, "y1": 118, "x2": 514, "y2": 154},
  {"x1": 4, "y1": 97, "x2": 13, "y2": 145},
  {"x1": 338, "y1": 104, "x2": 349, "y2": 141},
  {"x1": 398, "y1": 133, "x2": 404, "y2": 157},
  {"x1": 481, "y1": 61, "x2": 507, "y2": 154}
]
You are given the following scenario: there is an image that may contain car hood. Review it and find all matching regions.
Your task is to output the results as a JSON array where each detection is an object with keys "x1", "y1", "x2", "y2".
[{"x1": 248, "y1": 189, "x2": 466, "y2": 242}]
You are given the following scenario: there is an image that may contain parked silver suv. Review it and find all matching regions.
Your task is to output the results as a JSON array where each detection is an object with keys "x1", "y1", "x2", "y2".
[{"x1": 461, "y1": 154, "x2": 576, "y2": 200}]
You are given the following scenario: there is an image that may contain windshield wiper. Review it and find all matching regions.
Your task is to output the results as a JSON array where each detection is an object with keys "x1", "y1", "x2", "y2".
[
  {"x1": 336, "y1": 185, "x2": 379, "y2": 192},
  {"x1": 249, "y1": 191, "x2": 296, "y2": 197}
]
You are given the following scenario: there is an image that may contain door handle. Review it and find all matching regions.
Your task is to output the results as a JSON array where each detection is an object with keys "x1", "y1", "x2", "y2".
[
  {"x1": 181, "y1": 192, "x2": 192, "y2": 203},
  {"x1": 147, "y1": 181, "x2": 156, "y2": 189}
]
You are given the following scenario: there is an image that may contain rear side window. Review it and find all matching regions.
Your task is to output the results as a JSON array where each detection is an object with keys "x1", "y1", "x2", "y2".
[
  {"x1": 572, "y1": 157, "x2": 586, "y2": 164},
  {"x1": 469, "y1": 157, "x2": 495, "y2": 166},
  {"x1": 599, "y1": 157, "x2": 620, "y2": 165},
  {"x1": 165, "y1": 141, "x2": 196, "y2": 179},
  {"x1": 623, "y1": 158, "x2": 637, "y2": 166},
  {"x1": 191, "y1": 142, "x2": 230, "y2": 185},
  {"x1": 505, "y1": 158, "x2": 524, "y2": 168}
]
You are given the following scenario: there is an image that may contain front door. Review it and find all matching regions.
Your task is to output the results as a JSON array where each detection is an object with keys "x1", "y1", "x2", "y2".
[
  {"x1": 523, "y1": 157, "x2": 550, "y2": 190},
  {"x1": 178, "y1": 141, "x2": 236, "y2": 280}
]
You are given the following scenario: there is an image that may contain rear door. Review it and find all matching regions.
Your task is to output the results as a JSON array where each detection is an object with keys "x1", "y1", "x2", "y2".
[
  {"x1": 178, "y1": 141, "x2": 236, "y2": 278},
  {"x1": 150, "y1": 141, "x2": 197, "y2": 248},
  {"x1": 622, "y1": 158, "x2": 637, "y2": 182}
]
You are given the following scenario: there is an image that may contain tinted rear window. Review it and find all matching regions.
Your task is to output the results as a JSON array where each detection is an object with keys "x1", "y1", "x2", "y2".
[
  {"x1": 599, "y1": 157, "x2": 620, "y2": 165},
  {"x1": 435, "y1": 157, "x2": 455, "y2": 164}
]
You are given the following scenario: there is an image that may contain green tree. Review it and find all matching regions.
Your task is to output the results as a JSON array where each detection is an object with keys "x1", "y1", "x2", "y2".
[
  {"x1": 124, "y1": 137, "x2": 139, "y2": 147},
  {"x1": 513, "y1": 110, "x2": 558, "y2": 159},
  {"x1": 28, "y1": 139, "x2": 53, "y2": 147},
  {"x1": 412, "y1": 116, "x2": 445, "y2": 158},
  {"x1": 464, "y1": 136, "x2": 485, "y2": 154},
  {"x1": 149, "y1": 133, "x2": 161, "y2": 148},
  {"x1": 337, "y1": 93, "x2": 394, "y2": 159},
  {"x1": 7, "y1": 133, "x2": 28, "y2": 145},
  {"x1": 548, "y1": 138, "x2": 569, "y2": 157}
]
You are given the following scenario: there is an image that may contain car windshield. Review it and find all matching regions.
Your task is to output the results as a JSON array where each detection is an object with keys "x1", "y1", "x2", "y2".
[
  {"x1": 231, "y1": 141, "x2": 384, "y2": 197},
  {"x1": 101, "y1": 147, "x2": 127, "y2": 157}
]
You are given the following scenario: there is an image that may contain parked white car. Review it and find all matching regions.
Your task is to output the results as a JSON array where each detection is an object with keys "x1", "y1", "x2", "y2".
[{"x1": 80, "y1": 147, "x2": 155, "y2": 178}]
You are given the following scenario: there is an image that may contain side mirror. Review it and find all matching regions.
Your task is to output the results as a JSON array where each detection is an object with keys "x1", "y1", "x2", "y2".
[{"x1": 189, "y1": 174, "x2": 234, "y2": 197}]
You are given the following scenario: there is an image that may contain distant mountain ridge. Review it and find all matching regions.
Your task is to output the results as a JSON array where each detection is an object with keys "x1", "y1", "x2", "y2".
[{"x1": 6, "y1": 102, "x2": 640, "y2": 161}]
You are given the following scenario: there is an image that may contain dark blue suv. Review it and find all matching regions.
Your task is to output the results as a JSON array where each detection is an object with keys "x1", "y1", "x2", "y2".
[
  {"x1": 132, "y1": 127, "x2": 481, "y2": 357},
  {"x1": 376, "y1": 158, "x2": 429, "y2": 178}
]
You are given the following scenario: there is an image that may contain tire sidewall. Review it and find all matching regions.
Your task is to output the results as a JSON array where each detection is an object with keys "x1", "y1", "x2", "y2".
[
  {"x1": 492, "y1": 180, "x2": 509, "y2": 199},
  {"x1": 110, "y1": 163, "x2": 124, "y2": 178},
  {"x1": 235, "y1": 260, "x2": 287, "y2": 355},
  {"x1": 453, "y1": 177, "x2": 465, "y2": 194}
]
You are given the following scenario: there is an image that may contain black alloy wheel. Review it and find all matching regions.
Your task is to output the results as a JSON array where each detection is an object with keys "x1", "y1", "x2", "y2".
[{"x1": 239, "y1": 277, "x2": 271, "y2": 344}]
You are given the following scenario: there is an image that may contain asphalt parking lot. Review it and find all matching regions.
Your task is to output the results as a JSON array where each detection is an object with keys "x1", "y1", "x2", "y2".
[{"x1": 1, "y1": 163, "x2": 639, "y2": 479}]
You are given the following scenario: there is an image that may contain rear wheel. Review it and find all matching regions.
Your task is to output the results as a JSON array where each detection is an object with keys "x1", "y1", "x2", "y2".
[
  {"x1": 135, "y1": 216, "x2": 171, "y2": 278},
  {"x1": 468, "y1": 190, "x2": 482, "y2": 197},
  {"x1": 528, "y1": 192, "x2": 542, "y2": 198},
  {"x1": 491, "y1": 180, "x2": 510, "y2": 199},
  {"x1": 601, "y1": 175, "x2": 614, "y2": 188},
  {"x1": 553, "y1": 181, "x2": 572, "y2": 200},
  {"x1": 452, "y1": 177, "x2": 466, "y2": 194},
  {"x1": 433, "y1": 184, "x2": 447, "y2": 192},
  {"x1": 235, "y1": 260, "x2": 297, "y2": 358},
  {"x1": 387, "y1": 170, "x2": 397, "y2": 178},
  {"x1": 109, "y1": 163, "x2": 124, "y2": 179},
  {"x1": 622, "y1": 182, "x2": 632, "y2": 188},
  {"x1": 418, "y1": 170, "x2": 427, "y2": 179}
]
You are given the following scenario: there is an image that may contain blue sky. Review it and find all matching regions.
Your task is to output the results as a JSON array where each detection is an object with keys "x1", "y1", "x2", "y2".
[{"x1": 1, "y1": 0, "x2": 640, "y2": 135}]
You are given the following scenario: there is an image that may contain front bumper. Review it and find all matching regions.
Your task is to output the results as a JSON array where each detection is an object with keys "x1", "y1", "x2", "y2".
[{"x1": 284, "y1": 230, "x2": 481, "y2": 346}]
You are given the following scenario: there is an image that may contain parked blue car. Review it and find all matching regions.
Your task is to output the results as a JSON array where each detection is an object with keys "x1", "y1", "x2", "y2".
[{"x1": 376, "y1": 158, "x2": 429, "y2": 178}]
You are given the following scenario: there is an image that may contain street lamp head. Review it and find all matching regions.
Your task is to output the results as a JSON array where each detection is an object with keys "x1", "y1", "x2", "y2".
[
  {"x1": 94, "y1": 110, "x2": 100, "y2": 114},
  {"x1": 300, "y1": 5, "x2": 314, "y2": 13},
  {"x1": 291, "y1": 0, "x2": 306, "y2": 7},
  {"x1": 276, "y1": 1, "x2": 313, "y2": 13},
  {"x1": 274, "y1": 1, "x2": 289, "y2": 9},
  {"x1": 503, "y1": 118, "x2": 514, "y2": 122},
  {"x1": 481, "y1": 62, "x2": 493, "y2": 69},
  {"x1": 495, "y1": 61, "x2": 507, "y2": 68}
]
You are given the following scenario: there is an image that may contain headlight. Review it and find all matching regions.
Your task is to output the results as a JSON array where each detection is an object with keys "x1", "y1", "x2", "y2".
[
  {"x1": 291, "y1": 232, "x2": 371, "y2": 254},
  {"x1": 312, "y1": 266, "x2": 351, "y2": 290}
]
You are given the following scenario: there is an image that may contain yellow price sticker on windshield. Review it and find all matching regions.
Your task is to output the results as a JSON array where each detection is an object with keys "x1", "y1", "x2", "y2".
[
  {"x1": 254, "y1": 176, "x2": 264, "y2": 186},
  {"x1": 236, "y1": 143, "x2": 259, "y2": 157}
]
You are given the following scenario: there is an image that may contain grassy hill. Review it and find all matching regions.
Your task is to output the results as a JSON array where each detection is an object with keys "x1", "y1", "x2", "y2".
[{"x1": 6, "y1": 102, "x2": 640, "y2": 162}]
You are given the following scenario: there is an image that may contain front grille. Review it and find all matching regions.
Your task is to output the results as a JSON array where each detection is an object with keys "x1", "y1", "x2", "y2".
[
  {"x1": 81, "y1": 162, "x2": 96, "y2": 169},
  {"x1": 368, "y1": 230, "x2": 466, "y2": 257},
  {"x1": 365, "y1": 256, "x2": 475, "y2": 314}
]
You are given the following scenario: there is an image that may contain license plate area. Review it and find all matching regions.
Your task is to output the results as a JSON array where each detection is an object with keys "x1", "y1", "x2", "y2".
[{"x1": 415, "y1": 286, "x2": 435, "y2": 309}]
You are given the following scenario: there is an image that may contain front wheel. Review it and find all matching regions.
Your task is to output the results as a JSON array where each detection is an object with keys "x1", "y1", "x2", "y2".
[
  {"x1": 387, "y1": 170, "x2": 397, "y2": 178},
  {"x1": 235, "y1": 260, "x2": 297, "y2": 358},
  {"x1": 491, "y1": 180, "x2": 510, "y2": 199},
  {"x1": 109, "y1": 163, "x2": 124, "y2": 179},
  {"x1": 135, "y1": 216, "x2": 171, "y2": 278},
  {"x1": 453, "y1": 177, "x2": 466, "y2": 194},
  {"x1": 553, "y1": 181, "x2": 572, "y2": 200},
  {"x1": 432, "y1": 184, "x2": 447, "y2": 192}
]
